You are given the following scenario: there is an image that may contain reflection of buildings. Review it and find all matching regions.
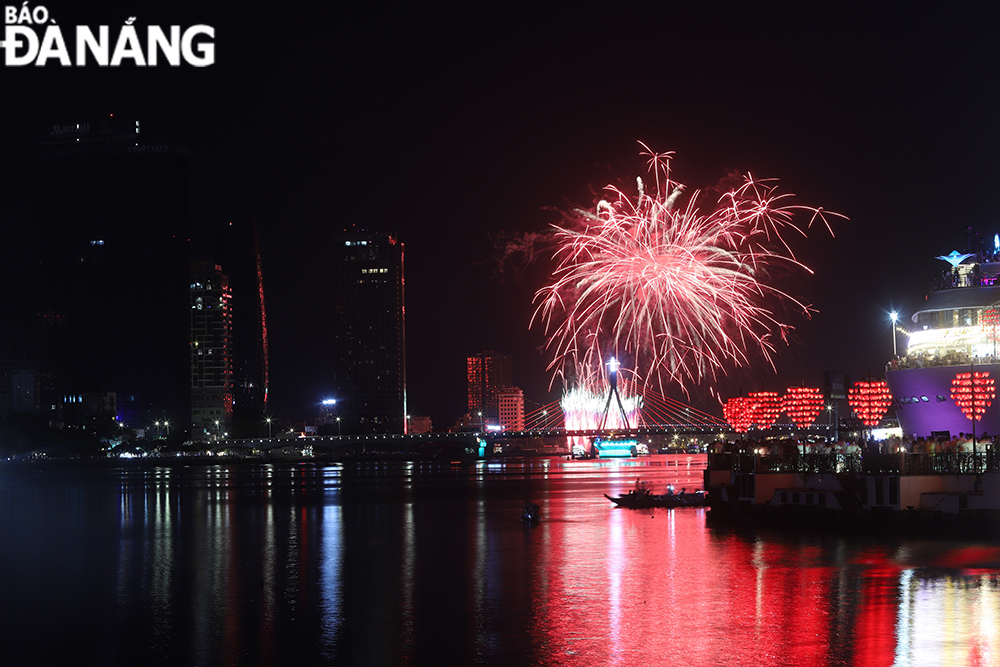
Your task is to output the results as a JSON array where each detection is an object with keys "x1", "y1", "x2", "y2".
[
  {"x1": 467, "y1": 351, "x2": 512, "y2": 427},
  {"x1": 190, "y1": 262, "x2": 232, "y2": 440},
  {"x1": 31, "y1": 118, "x2": 191, "y2": 428},
  {"x1": 211, "y1": 219, "x2": 269, "y2": 437},
  {"x1": 329, "y1": 231, "x2": 406, "y2": 434}
]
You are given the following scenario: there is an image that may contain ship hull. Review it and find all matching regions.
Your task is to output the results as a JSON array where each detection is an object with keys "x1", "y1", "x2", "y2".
[{"x1": 886, "y1": 364, "x2": 1000, "y2": 438}]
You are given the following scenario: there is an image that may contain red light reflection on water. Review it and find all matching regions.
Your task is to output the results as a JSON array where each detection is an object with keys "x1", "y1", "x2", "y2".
[
  {"x1": 854, "y1": 560, "x2": 898, "y2": 667},
  {"x1": 528, "y1": 502, "x2": 749, "y2": 665},
  {"x1": 87, "y1": 461, "x2": 1000, "y2": 665},
  {"x1": 526, "y1": 486, "x2": 1000, "y2": 667},
  {"x1": 526, "y1": 487, "x2": 1000, "y2": 667}
]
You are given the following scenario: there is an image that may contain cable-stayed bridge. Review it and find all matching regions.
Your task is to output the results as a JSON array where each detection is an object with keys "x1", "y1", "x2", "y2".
[{"x1": 217, "y1": 386, "x2": 834, "y2": 457}]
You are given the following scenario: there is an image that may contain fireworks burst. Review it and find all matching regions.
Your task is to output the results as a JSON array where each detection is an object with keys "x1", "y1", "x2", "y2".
[
  {"x1": 532, "y1": 144, "x2": 842, "y2": 408},
  {"x1": 561, "y1": 385, "x2": 642, "y2": 432}
]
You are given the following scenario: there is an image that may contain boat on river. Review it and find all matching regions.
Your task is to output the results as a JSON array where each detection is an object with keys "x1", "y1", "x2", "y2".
[
  {"x1": 705, "y1": 235, "x2": 1000, "y2": 534},
  {"x1": 704, "y1": 450, "x2": 1000, "y2": 534},
  {"x1": 605, "y1": 486, "x2": 706, "y2": 509},
  {"x1": 521, "y1": 502, "x2": 541, "y2": 524},
  {"x1": 886, "y1": 238, "x2": 1000, "y2": 439}
]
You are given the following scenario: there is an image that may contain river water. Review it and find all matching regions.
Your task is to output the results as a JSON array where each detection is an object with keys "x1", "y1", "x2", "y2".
[{"x1": 2, "y1": 455, "x2": 999, "y2": 666}]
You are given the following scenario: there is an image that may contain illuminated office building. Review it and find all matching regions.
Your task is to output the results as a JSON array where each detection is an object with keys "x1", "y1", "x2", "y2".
[
  {"x1": 467, "y1": 351, "x2": 513, "y2": 427},
  {"x1": 190, "y1": 262, "x2": 232, "y2": 441},
  {"x1": 329, "y1": 231, "x2": 406, "y2": 434}
]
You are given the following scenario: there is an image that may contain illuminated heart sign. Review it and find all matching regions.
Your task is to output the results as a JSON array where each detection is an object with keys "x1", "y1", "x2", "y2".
[
  {"x1": 950, "y1": 371, "x2": 996, "y2": 422},
  {"x1": 782, "y1": 387, "x2": 824, "y2": 427},
  {"x1": 848, "y1": 380, "x2": 892, "y2": 427},
  {"x1": 723, "y1": 396, "x2": 754, "y2": 433},
  {"x1": 747, "y1": 391, "x2": 781, "y2": 428},
  {"x1": 983, "y1": 307, "x2": 1000, "y2": 343}
]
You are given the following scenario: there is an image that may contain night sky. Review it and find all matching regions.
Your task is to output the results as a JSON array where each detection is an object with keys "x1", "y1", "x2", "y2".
[{"x1": 3, "y1": 2, "x2": 1000, "y2": 428}]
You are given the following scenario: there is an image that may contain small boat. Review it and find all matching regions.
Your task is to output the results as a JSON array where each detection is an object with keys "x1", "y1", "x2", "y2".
[
  {"x1": 521, "y1": 501, "x2": 541, "y2": 524},
  {"x1": 604, "y1": 486, "x2": 707, "y2": 509}
]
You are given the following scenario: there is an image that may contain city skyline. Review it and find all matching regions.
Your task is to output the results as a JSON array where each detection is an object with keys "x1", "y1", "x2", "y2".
[{"x1": 2, "y1": 4, "x2": 999, "y2": 428}]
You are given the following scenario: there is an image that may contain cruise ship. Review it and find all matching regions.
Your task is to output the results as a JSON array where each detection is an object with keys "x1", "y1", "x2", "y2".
[
  {"x1": 887, "y1": 244, "x2": 1000, "y2": 438},
  {"x1": 699, "y1": 241, "x2": 1000, "y2": 532}
]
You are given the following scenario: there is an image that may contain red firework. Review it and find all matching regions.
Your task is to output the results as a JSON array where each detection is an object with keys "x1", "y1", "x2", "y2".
[
  {"x1": 848, "y1": 380, "x2": 892, "y2": 428},
  {"x1": 783, "y1": 386, "x2": 824, "y2": 427},
  {"x1": 532, "y1": 144, "x2": 842, "y2": 396},
  {"x1": 950, "y1": 371, "x2": 996, "y2": 422}
]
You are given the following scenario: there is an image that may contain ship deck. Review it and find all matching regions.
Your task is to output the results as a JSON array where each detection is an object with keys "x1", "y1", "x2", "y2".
[{"x1": 708, "y1": 451, "x2": 998, "y2": 476}]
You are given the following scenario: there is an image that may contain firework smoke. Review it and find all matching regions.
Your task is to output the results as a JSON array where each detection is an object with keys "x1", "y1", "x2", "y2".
[{"x1": 533, "y1": 144, "x2": 841, "y2": 413}]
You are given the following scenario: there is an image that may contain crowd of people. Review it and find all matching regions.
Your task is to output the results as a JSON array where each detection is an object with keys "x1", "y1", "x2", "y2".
[
  {"x1": 710, "y1": 432, "x2": 995, "y2": 457},
  {"x1": 887, "y1": 350, "x2": 1000, "y2": 372}
]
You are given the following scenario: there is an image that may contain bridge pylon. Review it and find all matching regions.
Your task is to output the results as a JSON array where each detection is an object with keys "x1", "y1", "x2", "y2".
[{"x1": 599, "y1": 356, "x2": 631, "y2": 431}]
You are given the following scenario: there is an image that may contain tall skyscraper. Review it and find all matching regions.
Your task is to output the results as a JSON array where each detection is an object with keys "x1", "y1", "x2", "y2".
[
  {"x1": 467, "y1": 351, "x2": 513, "y2": 426},
  {"x1": 211, "y1": 219, "x2": 269, "y2": 437},
  {"x1": 329, "y1": 231, "x2": 406, "y2": 434},
  {"x1": 190, "y1": 262, "x2": 232, "y2": 440},
  {"x1": 31, "y1": 117, "x2": 190, "y2": 430}
]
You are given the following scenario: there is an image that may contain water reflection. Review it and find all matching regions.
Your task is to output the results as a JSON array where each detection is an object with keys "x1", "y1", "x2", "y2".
[
  {"x1": 320, "y1": 504, "x2": 343, "y2": 660},
  {"x1": 3, "y1": 458, "x2": 1000, "y2": 665},
  {"x1": 896, "y1": 571, "x2": 1000, "y2": 666}
]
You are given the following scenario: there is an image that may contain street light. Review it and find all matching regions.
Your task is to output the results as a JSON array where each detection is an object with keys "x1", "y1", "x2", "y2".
[
  {"x1": 890, "y1": 311, "x2": 899, "y2": 357},
  {"x1": 214, "y1": 419, "x2": 221, "y2": 441},
  {"x1": 321, "y1": 399, "x2": 339, "y2": 435},
  {"x1": 265, "y1": 417, "x2": 273, "y2": 438},
  {"x1": 155, "y1": 420, "x2": 161, "y2": 439}
]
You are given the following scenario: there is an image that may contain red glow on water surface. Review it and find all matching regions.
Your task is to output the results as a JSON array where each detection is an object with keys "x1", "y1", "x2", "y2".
[
  {"x1": 931, "y1": 545, "x2": 1000, "y2": 571},
  {"x1": 15, "y1": 462, "x2": 1000, "y2": 665},
  {"x1": 526, "y1": 498, "x2": 847, "y2": 666},
  {"x1": 520, "y1": 478, "x2": 1000, "y2": 667},
  {"x1": 854, "y1": 564, "x2": 899, "y2": 667}
]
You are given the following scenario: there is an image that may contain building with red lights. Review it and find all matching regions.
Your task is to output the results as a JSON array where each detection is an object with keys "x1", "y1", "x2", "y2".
[
  {"x1": 407, "y1": 415, "x2": 432, "y2": 434},
  {"x1": 190, "y1": 262, "x2": 232, "y2": 441},
  {"x1": 210, "y1": 219, "x2": 269, "y2": 438},
  {"x1": 498, "y1": 386, "x2": 524, "y2": 431},
  {"x1": 467, "y1": 351, "x2": 513, "y2": 427}
]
